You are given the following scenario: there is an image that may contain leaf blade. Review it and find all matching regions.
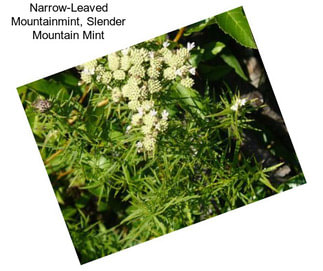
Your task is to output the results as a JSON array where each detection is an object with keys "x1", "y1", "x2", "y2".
[{"x1": 215, "y1": 7, "x2": 257, "y2": 49}]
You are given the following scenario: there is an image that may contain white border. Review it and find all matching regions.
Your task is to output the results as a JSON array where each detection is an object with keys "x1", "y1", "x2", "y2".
[{"x1": 0, "y1": 1, "x2": 322, "y2": 270}]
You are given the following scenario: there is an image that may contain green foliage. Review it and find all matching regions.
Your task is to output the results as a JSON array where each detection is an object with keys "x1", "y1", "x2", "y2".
[
  {"x1": 17, "y1": 8, "x2": 304, "y2": 264},
  {"x1": 220, "y1": 52, "x2": 248, "y2": 80},
  {"x1": 185, "y1": 7, "x2": 256, "y2": 49},
  {"x1": 215, "y1": 7, "x2": 257, "y2": 49}
]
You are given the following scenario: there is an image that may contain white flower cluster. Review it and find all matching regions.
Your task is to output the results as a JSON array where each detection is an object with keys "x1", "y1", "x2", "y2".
[
  {"x1": 231, "y1": 98, "x2": 247, "y2": 111},
  {"x1": 78, "y1": 40, "x2": 195, "y2": 154}
]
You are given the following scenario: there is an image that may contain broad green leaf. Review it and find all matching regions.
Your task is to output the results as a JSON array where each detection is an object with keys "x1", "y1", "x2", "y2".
[
  {"x1": 220, "y1": 53, "x2": 248, "y2": 80},
  {"x1": 215, "y1": 7, "x2": 257, "y2": 49},
  {"x1": 173, "y1": 83, "x2": 205, "y2": 118}
]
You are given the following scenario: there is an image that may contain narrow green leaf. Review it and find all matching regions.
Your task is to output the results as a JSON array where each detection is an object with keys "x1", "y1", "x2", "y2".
[
  {"x1": 220, "y1": 53, "x2": 248, "y2": 81},
  {"x1": 263, "y1": 162, "x2": 284, "y2": 173},
  {"x1": 259, "y1": 176, "x2": 278, "y2": 193},
  {"x1": 211, "y1": 41, "x2": 226, "y2": 55},
  {"x1": 202, "y1": 41, "x2": 226, "y2": 61}
]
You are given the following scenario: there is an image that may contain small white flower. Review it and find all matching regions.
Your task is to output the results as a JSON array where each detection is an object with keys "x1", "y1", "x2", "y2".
[
  {"x1": 187, "y1": 42, "x2": 195, "y2": 51},
  {"x1": 239, "y1": 98, "x2": 247, "y2": 106},
  {"x1": 121, "y1": 48, "x2": 130, "y2": 55},
  {"x1": 137, "y1": 107, "x2": 144, "y2": 117},
  {"x1": 84, "y1": 68, "x2": 95, "y2": 75},
  {"x1": 126, "y1": 125, "x2": 132, "y2": 132},
  {"x1": 142, "y1": 100, "x2": 154, "y2": 112},
  {"x1": 163, "y1": 41, "x2": 170, "y2": 48},
  {"x1": 136, "y1": 141, "x2": 143, "y2": 148},
  {"x1": 162, "y1": 110, "x2": 169, "y2": 120},
  {"x1": 155, "y1": 122, "x2": 161, "y2": 131},
  {"x1": 231, "y1": 98, "x2": 247, "y2": 111},
  {"x1": 175, "y1": 69, "x2": 183, "y2": 76},
  {"x1": 231, "y1": 103, "x2": 239, "y2": 111},
  {"x1": 189, "y1": 67, "x2": 196, "y2": 75},
  {"x1": 149, "y1": 51, "x2": 155, "y2": 59},
  {"x1": 190, "y1": 146, "x2": 198, "y2": 155},
  {"x1": 150, "y1": 109, "x2": 157, "y2": 116}
]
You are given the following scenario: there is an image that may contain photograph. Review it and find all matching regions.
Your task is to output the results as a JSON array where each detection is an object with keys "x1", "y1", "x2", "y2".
[{"x1": 17, "y1": 6, "x2": 305, "y2": 264}]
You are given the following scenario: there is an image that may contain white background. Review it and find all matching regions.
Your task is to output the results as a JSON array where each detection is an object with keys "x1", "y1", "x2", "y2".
[{"x1": 0, "y1": 0, "x2": 322, "y2": 270}]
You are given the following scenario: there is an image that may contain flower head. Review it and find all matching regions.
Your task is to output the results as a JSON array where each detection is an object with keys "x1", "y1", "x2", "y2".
[
  {"x1": 113, "y1": 70, "x2": 126, "y2": 80},
  {"x1": 137, "y1": 107, "x2": 144, "y2": 117},
  {"x1": 187, "y1": 42, "x2": 195, "y2": 51},
  {"x1": 180, "y1": 77, "x2": 194, "y2": 88},
  {"x1": 112, "y1": 87, "x2": 122, "y2": 103},
  {"x1": 108, "y1": 53, "x2": 120, "y2": 71},
  {"x1": 131, "y1": 113, "x2": 143, "y2": 126},
  {"x1": 189, "y1": 67, "x2": 196, "y2": 75},
  {"x1": 231, "y1": 98, "x2": 247, "y2": 111},
  {"x1": 150, "y1": 109, "x2": 158, "y2": 116},
  {"x1": 162, "y1": 110, "x2": 169, "y2": 120},
  {"x1": 163, "y1": 41, "x2": 170, "y2": 48},
  {"x1": 121, "y1": 47, "x2": 130, "y2": 55}
]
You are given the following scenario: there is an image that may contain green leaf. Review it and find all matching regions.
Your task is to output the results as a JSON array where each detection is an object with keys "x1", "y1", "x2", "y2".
[
  {"x1": 189, "y1": 51, "x2": 204, "y2": 67},
  {"x1": 263, "y1": 162, "x2": 285, "y2": 173},
  {"x1": 259, "y1": 176, "x2": 278, "y2": 193},
  {"x1": 211, "y1": 41, "x2": 226, "y2": 55},
  {"x1": 52, "y1": 71, "x2": 80, "y2": 87},
  {"x1": 184, "y1": 17, "x2": 217, "y2": 36},
  {"x1": 173, "y1": 83, "x2": 205, "y2": 118},
  {"x1": 109, "y1": 130, "x2": 123, "y2": 142},
  {"x1": 26, "y1": 78, "x2": 69, "y2": 99},
  {"x1": 220, "y1": 52, "x2": 248, "y2": 80},
  {"x1": 202, "y1": 41, "x2": 226, "y2": 61},
  {"x1": 62, "y1": 207, "x2": 77, "y2": 220},
  {"x1": 215, "y1": 7, "x2": 257, "y2": 49},
  {"x1": 154, "y1": 34, "x2": 167, "y2": 44},
  {"x1": 17, "y1": 85, "x2": 28, "y2": 95}
]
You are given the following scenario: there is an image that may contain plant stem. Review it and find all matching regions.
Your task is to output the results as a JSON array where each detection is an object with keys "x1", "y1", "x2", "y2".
[
  {"x1": 173, "y1": 27, "x2": 185, "y2": 42},
  {"x1": 45, "y1": 141, "x2": 70, "y2": 165},
  {"x1": 44, "y1": 149, "x2": 63, "y2": 165},
  {"x1": 97, "y1": 98, "x2": 109, "y2": 107},
  {"x1": 79, "y1": 85, "x2": 91, "y2": 104},
  {"x1": 57, "y1": 169, "x2": 74, "y2": 180}
]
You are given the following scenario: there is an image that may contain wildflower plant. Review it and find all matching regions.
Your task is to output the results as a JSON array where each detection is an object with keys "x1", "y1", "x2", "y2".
[{"x1": 17, "y1": 7, "x2": 305, "y2": 264}]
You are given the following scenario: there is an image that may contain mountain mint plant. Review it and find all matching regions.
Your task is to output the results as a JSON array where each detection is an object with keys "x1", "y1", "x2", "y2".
[{"x1": 17, "y1": 7, "x2": 305, "y2": 264}]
